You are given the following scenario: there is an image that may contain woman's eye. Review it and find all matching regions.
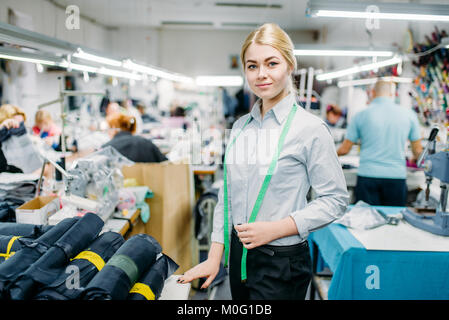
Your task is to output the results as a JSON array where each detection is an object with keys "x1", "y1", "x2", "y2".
[
  {"x1": 247, "y1": 64, "x2": 256, "y2": 69},
  {"x1": 268, "y1": 61, "x2": 278, "y2": 67}
]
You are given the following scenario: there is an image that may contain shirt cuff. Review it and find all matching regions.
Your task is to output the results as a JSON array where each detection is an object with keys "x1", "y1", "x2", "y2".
[
  {"x1": 289, "y1": 211, "x2": 311, "y2": 241},
  {"x1": 210, "y1": 231, "x2": 224, "y2": 245}
]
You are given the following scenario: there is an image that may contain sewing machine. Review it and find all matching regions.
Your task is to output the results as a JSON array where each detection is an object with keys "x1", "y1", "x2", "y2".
[{"x1": 402, "y1": 126, "x2": 449, "y2": 236}]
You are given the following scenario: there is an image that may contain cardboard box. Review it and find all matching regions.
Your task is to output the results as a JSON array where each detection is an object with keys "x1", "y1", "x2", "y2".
[
  {"x1": 121, "y1": 161, "x2": 194, "y2": 272},
  {"x1": 15, "y1": 196, "x2": 59, "y2": 225}
]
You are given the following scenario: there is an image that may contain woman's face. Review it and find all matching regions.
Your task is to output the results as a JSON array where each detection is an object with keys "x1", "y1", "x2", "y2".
[{"x1": 244, "y1": 43, "x2": 292, "y2": 101}]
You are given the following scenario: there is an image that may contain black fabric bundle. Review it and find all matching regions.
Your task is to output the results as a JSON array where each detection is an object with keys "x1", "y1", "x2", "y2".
[
  {"x1": 0, "y1": 217, "x2": 78, "y2": 299},
  {"x1": 0, "y1": 203, "x2": 15, "y2": 222},
  {"x1": 0, "y1": 222, "x2": 52, "y2": 238},
  {"x1": 7, "y1": 212, "x2": 104, "y2": 300},
  {"x1": 34, "y1": 231, "x2": 125, "y2": 300},
  {"x1": 81, "y1": 234, "x2": 162, "y2": 300},
  {"x1": 128, "y1": 254, "x2": 178, "y2": 300}
]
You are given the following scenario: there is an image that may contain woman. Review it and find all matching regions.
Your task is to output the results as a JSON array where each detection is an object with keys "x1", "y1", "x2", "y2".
[
  {"x1": 178, "y1": 23, "x2": 349, "y2": 300},
  {"x1": 102, "y1": 112, "x2": 167, "y2": 163},
  {"x1": 0, "y1": 104, "x2": 28, "y2": 173},
  {"x1": 32, "y1": 109, "x2": 62, "y2": 150}
]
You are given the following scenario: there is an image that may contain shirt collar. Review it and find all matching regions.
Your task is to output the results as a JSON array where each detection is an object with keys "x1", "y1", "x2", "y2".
[
  {"x1": 371, "y1": 96, "x2": 394, "y2": 104},
  {"x1": 250, "y1": 92, "x2": 296, "y2": 125}
]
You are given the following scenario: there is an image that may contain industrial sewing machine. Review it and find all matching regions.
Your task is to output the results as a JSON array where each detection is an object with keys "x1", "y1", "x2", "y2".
[{"x1": 402, "y1": 126, "x2": 449, "y2": 236}]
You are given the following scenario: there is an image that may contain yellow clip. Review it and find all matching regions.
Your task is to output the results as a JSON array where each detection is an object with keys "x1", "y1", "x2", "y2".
[
  {"x1": 0, "y1": 236, "x2": 21, "y2": 260},
  {"x1": 71, "y1": 250, "x2": 105, "y2": 271},
  {"x1": 129, "y1": 282, "x2": 155, "y2": 300}
]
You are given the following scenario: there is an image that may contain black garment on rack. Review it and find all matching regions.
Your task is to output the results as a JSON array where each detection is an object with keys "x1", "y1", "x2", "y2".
[
  {"x1": 0, "y1": 222, "x2": 52, "y2": 238},
  {"x1": 0, "y1": 234, "x2": 24, "y2": 263},
  {"x1": 34, "y1": 231, "x2": 125, "y2": 300},
  {"x1": 0, "y1": 217, "x2": 78, "y2": 299},
  {"x1": 81, "y1": 234, "x2": 162, "y2": 300},
  {"x1": 127, "y1": 254, "x2": 178, "y2": 300},
  {"x1": 8, "y1": 212, "x2": 104, "y2": 300}
]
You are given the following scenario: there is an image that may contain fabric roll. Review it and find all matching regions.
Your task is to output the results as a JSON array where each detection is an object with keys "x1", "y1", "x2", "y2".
[
  {"x1": 81, "y1": 234, "x2": 162, "y2": 300},
  {"x1": 0, "y1": 217, "x2": 78, "y2": 299},
  {"x1": 34, "y1": 231, "x2": 125, "y2": 300},
  {"x1": 8, "y1": 212, "x2": 104, "y2": 300},
  {"x1": 0, "y1": 222, "x2": 52, "y2": 238},
  {"x1": 128, "y1": 254, "x2": 178, "y2": 300},
  {"x1": 0, "y1": 235, "x2": 24, "y2": 263}
]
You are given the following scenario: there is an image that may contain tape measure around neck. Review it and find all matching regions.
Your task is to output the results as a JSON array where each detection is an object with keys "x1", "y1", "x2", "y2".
[{"x1": 223, "y1": 103, "x2": 298, "y2": 281}]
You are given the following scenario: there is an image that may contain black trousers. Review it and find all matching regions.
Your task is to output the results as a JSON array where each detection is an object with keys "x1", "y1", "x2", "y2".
[
  {"x1": 229, "y1": 229, "x2": 312, "y2": 300},
  {"x1": 355, "y1": 175, "x2": 407, "y2": 206}
]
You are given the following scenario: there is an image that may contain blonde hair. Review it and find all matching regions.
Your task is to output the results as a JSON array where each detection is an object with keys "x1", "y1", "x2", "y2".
[
  {"x1": 107, "y1": 112, "x2": 136, "y2": 134},
  {"x1": 0, "y1": 104, "x2": 27, "y2": 124},
  {"x1": 35, "y1": 109, "x2": 52, "y2": 125},
  {"x1": 240, "y1": 23, "x2": 297, "y2": 91}
]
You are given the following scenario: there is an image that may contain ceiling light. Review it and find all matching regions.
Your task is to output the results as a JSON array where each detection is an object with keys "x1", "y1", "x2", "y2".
[
  {"x1": 123, "y1": 60, "x2": 193, "y2": 83},
  {"x1": 337, "y1": 76, "x2": 413, "y2": 88},
  {"x1": 306, "y1": 0, "x2": 449, "y2": 22},
  {"x1": 73, "y1": 48, "x2": 123, "y2": 67},
  {"x1": 316, "y1": 56, "x2": 402, "y2": 81},
  {"x1": 294, "y1": 46, "x2": 394, "y2": 57},
  {"x1": 195, "y1": 76, "x2": 243, "y2": 87}
]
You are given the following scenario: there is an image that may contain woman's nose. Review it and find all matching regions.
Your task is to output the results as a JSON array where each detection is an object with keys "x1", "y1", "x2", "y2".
[{"x1": 257, "y1": 65, "x2": 267, "y2": 79}]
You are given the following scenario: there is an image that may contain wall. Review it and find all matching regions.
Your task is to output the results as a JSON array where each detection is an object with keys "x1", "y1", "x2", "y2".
[{"x1": 157, "y1": 28, "x2": 317, "y2": 77}]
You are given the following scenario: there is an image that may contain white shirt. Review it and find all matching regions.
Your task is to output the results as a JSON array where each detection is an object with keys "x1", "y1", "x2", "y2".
[{"x1": 211, "y1": 93, "x2": 349, "y2": 246}]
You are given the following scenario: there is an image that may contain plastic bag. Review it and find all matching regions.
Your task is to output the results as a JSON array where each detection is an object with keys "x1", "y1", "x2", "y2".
[
  {"x1": 1, "y1": 134, "x2": 43, "y2": 173},
  {"x1": 335, "y1": 201, "x2": 387, "y2": 230}
]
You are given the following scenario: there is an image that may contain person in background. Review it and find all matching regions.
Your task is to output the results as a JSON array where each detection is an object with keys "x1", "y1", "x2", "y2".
[
  {"x1": 0, "y1": 104, "x2": 27, "y2": 173},
  {"x1": 121, "y1": 99, "x2": 143, "y2": 134},
  {"x1": 32, "y1": 109, "x2": 61, "y2": 150},
  {"x1": 337, "y1": 80, "x2": 423, "y2": 206},
  {"x1": 163, "y1": 106, "x2": 189, "y2": 130},
  {"x1": 102, "y1": 112, "x2": 167, "y2": 163},
  {"x1": 325, "y1": 104, "x2": 346, "y2": 128},
  {"x1": 136, "y1": 102, "x2": 156, "y2": 123}
]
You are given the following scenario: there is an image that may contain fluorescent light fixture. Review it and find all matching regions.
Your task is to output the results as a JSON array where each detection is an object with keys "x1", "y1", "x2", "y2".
[
  {"x1": 337, "y1": 76, "x2": 413, "y2": 88},
  {"x1": 316, "y1": 56, "x2": 402, "y2": 81},
  {"x1": 123, "y1": 59, "x2": 193, "y2": 83},
  {"x1": 306, "y1": 0, "x2": 449, "y2": 22},
  {"x1": 0, "y1": 53, "x2": 58, "y2": 66},
  {"x1": 60, "y1": 60, "x2": 98, "y2": 73},
  {"x1": 195, "y1": 76, "x2": 243, "y2": 87},
  {"x1": 294, "y1": 47, "x2": 394, "y2": 57},
  {"x1": 97, "y1": 67, "x2": 142, "y2": 80},
  {"x1": 73, "y1": 48, "x2": 123, "y2": 67}
]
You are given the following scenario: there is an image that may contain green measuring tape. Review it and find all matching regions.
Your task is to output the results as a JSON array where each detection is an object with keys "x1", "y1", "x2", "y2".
[{"x1": 223, "y1": 103, "x2": 298, "y2": 282}]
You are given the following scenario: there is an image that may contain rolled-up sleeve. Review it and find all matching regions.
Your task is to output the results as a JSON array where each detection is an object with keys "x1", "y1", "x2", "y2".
[
  {"x1": 290, "y1": 123, "x2": 349, "y2": 240},
  {"x1": 210, "y1": 183, "x2": 225, "y2": 244}
]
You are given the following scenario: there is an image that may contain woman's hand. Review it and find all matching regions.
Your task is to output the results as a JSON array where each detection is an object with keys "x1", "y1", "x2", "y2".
[
  {"x1": 177, "y1": 242, "x2": 223, "y2": 289},
  {"x1": 177, "y1": 258, "x2": 220, "y2": 289},
  {"x1": 0, "y1": 118, "x2": 20, "y2": 130},
  {"x1": 235, "y1": 217, "x2": 299, "y2": 249}
]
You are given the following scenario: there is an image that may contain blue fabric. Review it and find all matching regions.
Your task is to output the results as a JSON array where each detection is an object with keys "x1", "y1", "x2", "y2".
[
  {"x1": 308, "y1": 206, "x2": 449, "y2": 300},
  {"x1": 345, "y1": 97, "x2": 421, "y2": 179}
]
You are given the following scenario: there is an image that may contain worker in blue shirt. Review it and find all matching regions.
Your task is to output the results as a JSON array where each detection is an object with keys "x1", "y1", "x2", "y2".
[{"x1": 337, "y1": 80, "x2": 423, "y2": 206}]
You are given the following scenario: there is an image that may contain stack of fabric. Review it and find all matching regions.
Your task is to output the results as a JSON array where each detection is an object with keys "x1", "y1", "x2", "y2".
[
  {"x1": 0, "y1": 173, "x2": 39, "y2": 221},
  {"x1": 0, "y1": 216, "x2": 178, "y2": 300}
]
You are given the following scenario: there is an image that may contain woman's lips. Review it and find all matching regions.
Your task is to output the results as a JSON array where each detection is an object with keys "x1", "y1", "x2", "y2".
[{"x1": 256, "y1": 83, "x2": 272, "y2": 88}]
